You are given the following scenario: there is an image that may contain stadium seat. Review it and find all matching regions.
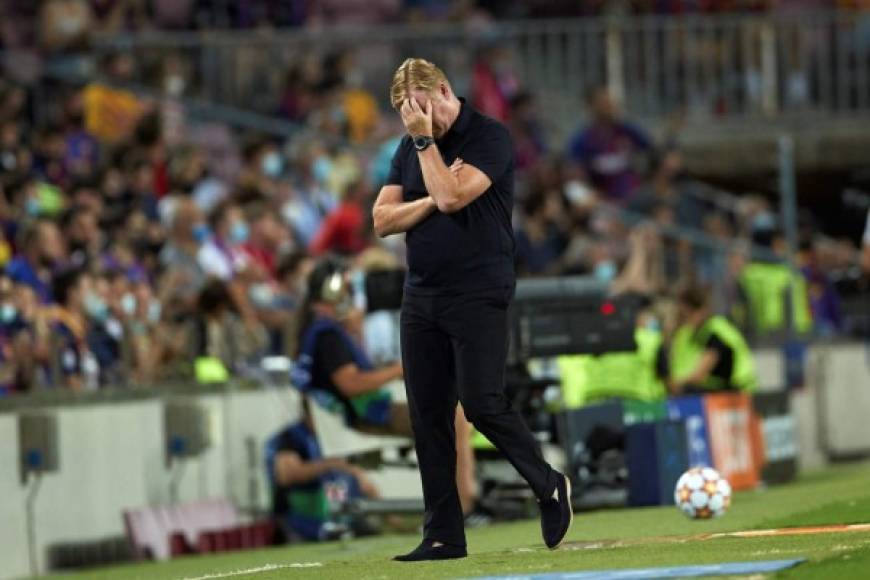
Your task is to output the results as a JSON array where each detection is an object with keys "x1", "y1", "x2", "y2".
[
  {"x1": 123, "y1": 499, "x2": 274, "y2": 561},
  {"x1": 306, "y1": 394, "x2": 410, "y2": 458}
]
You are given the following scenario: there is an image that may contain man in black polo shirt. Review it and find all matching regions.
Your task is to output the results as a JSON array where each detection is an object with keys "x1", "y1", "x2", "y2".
[{"x1": 373, "y1": 58, "x2": 572, "y2": 561}]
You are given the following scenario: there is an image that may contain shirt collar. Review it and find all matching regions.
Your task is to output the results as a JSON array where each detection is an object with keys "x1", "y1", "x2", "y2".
[{"x1": 449, "y1": 97, "x2": 472, "y2": 136}]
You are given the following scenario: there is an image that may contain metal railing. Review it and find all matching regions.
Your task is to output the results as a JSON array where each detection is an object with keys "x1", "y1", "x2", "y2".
[{"x1": 92, "y1": 11, "x2": 870, "y2": 138}]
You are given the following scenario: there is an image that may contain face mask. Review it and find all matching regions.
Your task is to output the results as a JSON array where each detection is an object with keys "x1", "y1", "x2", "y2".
[
  {"x1": 594, "y1": 260, "x2": 617, "y2": 283},
  {"x1": 192, "y1": 223, "x2": 211, "y2": 244},
  {"x1": 0, "y1": 304, "x2": 17, "y2": 323},
  {"x1": 261, "y1": 152, "x2": 284, "y2": 178},
  {"x1": 165, "y1": 75, "x2": 185, "y2": 97},
  {"x1": 752, "y1": 212, "x2": 776, "y2": 232},
  {"x1": 645, "y1": 317, "x2": 661, "y2": 333},
  {"x1": 25, "y1": 197, "x2": 40, "y2": 217},
  {"x1": 147, "y1": 301, "x2": 161, "y2": 324},
  {"x1": 249, "y1": 283, "x2": 274, "y2": 307},
  {"x1": 85, "y1": 293, "x2": 108, "y2": 321},
  {"x1": 312, "y1": 156, "x2": 332, "y2": 185},
  {"x1": 229, "y1": 221, "x2": 250, "y2": 245},
  {"x1": 121, "y1": 293, "x2": 137, "y2": 316}
]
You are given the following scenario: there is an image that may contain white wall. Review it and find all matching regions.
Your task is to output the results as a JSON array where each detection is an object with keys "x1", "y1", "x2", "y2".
[
  {"x1": 0, "y1": 388, "x2": 301, "y2": 580},
  {"x1": 0, "y1": 415, "x2": 29, "y2": 579},
  {"x1": 812, "y1": 343, "x2": 870, "y2": 457}
]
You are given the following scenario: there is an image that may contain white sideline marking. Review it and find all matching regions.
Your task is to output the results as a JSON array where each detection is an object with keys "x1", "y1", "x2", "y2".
[{"x1": 180, "y1": 562, "x2": 322, "y2": 580}]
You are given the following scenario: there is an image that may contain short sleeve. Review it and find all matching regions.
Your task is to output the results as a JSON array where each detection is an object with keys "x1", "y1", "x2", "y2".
[
  {"x1": 277, "y1": 429, "x2": 307, "y2": 459},
  {"x1": 314, "y1": 330, "x2": 356, "y2": 378},
  {"x1": 197, "y1": 243, "x2": 233, "y2": 281},
  {"x1": 385, "y1": 139, "x2": 406, "y2": 186},
  {"x1": 462, "y1": 123, "x2": 513, "y2": 183}
]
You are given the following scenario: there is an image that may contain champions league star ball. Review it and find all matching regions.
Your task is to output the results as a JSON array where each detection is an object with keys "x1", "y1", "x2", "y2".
[{"x1": 674, "y1": 467, "x2": 732, "y2": 519}]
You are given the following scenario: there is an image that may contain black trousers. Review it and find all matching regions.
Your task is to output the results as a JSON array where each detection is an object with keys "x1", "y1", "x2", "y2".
[{"x1": 400, "y1": 285, "x2": 558, "y2": 547}]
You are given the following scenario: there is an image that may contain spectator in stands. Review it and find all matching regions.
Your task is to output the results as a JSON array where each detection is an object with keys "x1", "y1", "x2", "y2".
[
  {"x1": 567, "y1": 86, "x2": 653, "y2": 203},
  {"x1": 39, "y1": 0, "x2": 93, "y2": 52},
  {"x1": 239, "y1": 139, "x2": 284, "y2": 198},
  {"x1": 0, "y1": 119, "x2": 30, "y2": 177},
  {"x1": 281, "y1": 143, "x2": 337, "y2": 247},
  {"x1": 276, "y1": 251, "x2": 314, "y2": 307},
  {"x1": 50, "y1": 267, "x2": 99, "y2": 389},
  {"x1": 263, "y1": 250, "x2": 314, "y2": 356},
  {"x1": 123, "y1": 276, "x2": 164, "y2": 383},
  {"x1": 98, "y1": 166, "x2": 131, "y2": 229},
  {"x1": 628, "y1": 147, "x2": 703, "y2": 228},
  {"x1": 611, "y1": 224, "x2": 666, "y2": 298},
  {"x1": 86, "y1": 270, "x2": 126, "y2": 386},
  {"x1": 508, "y1": 92, "x2": 547, "y2": 172},
  {"x1": 242, "y1": 202, "x2": 288, "y2": 282},
  {"x1": 264, "y1": 397, "x2": 382, "y2": 542},
  {"x1": 159, "y1": 196, "x2": 208, "y2": 304},
  {"x1": 514, "y1": 190, "x2": 569, "y2": 276},
  {"x1": 7, "y1": 218, "x2": 66, "y2": 303},
  {"x1": 185, "y1": 279, "x2": 267, "y2": 383},
  {"x1": 197, "y1": 201, "x2": 258, "y2": 324},
  {"x1": 37, "y1": 125, "x2": 75, "y2": 188},
  {"x1": 4, "y1": 279, "x2": 51, "y2": 392},
  {"x1": 278, "y1": 65, "x2": 316, "y2": 123},
  {"x1": 126, "y1": 157, "x2": 160, "y2": 222},
  {"x1": 798, "y1": 239, "x2": 843, "y2": 336},
  {"x1": 63, "y1": 92, "x2": 100, "y2": 180},
  {"x1": 310, "y1": 180, "x2": 371, "y2": 257},
  {"x1": 63, "y1": 204, "x2": 104, "y2": 267},
  {"x1": 0, "y1": 274, "x2": 17, "y2": 394},
  {"x1": 471, "y1": 44, "x2": 519, "y2": 123}
]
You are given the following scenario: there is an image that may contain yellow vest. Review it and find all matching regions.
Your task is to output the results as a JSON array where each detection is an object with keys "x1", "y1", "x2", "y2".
[
  {"x1": 670, "y1": 316, "x2": 758, "y2": 392},
  {"x1": 557, "y1": 328, "x2": 667, "y2": 409},
  {"x1": 738, "y1": 262, "x2": 812, "y2": 335}
]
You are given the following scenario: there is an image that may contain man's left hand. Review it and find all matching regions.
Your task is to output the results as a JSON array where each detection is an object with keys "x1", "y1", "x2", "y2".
[{"x1": 400, "y1": 98, "x2": 433, "y2": 138}]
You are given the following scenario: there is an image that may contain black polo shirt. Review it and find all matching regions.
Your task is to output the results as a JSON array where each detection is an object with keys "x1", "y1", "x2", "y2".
[{"x1": 386, "y1": 98, "x2": 516, "y2": 294}]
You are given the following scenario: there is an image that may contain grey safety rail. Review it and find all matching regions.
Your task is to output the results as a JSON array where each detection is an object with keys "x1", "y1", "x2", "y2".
[{"x1": 91, "y1": 10, "x2": 870, "y2": 139}]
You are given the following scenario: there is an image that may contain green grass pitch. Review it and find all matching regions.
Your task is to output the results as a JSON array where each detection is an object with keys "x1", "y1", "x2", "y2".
[{"x1": 46, "y1": 461, "x2": 870, "y2": 580}]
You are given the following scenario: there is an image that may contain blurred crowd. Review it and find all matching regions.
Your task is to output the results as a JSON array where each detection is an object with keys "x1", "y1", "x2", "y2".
[
  {"x1": 0, "y1": 1, "x2": 869, "y2": 396},
  {"x1": 2, "y1": 0, "x2": 869, "y2": 53},
  {"x1": 0, "y1": 61, "x2": 866, "y2": 397}
]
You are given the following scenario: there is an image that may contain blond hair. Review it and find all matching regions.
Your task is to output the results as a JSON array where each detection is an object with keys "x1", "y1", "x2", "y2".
[{"x1": 390, "y1": 58, "x2": 449, "y2": 110}]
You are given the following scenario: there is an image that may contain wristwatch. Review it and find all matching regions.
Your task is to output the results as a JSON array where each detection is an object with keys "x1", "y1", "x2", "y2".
[{"x1": 413, "y1": 135, "x2": 435, "y2": 151}]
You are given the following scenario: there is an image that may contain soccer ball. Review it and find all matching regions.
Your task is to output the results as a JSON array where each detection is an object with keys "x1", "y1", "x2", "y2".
[{"x1": 674, "y1": 467, "x2": 732, "y2": 519}]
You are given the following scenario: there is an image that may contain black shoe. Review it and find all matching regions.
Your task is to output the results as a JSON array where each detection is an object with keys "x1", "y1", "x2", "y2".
[
  {"x1": 539, "y1": 473, "x2": 573, "y2": 549},
  {"x1": 393, "y1": 539, "x2": 467, "y2": 562}
]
